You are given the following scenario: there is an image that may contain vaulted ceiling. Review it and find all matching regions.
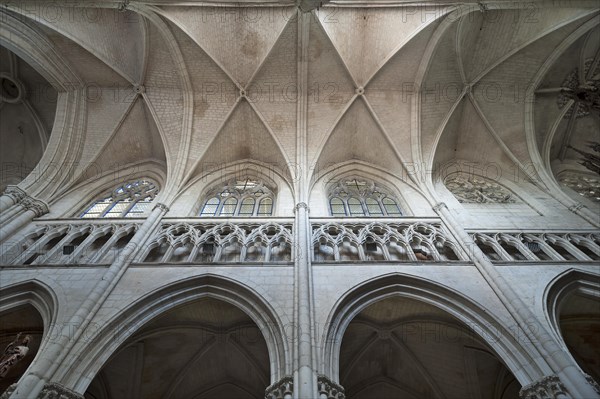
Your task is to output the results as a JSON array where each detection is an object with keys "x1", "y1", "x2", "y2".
[{"x1": 1, "y1": 1, "x2": 598, "y2": 201}]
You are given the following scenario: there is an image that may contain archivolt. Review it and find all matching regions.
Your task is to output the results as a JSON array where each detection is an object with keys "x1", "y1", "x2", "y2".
[
  {"x1": 321, "y1": 272, "x2": 541, "y2": 385},
  {"x1": 63, "y1": 274, "x2": 290, "y2": 392}
]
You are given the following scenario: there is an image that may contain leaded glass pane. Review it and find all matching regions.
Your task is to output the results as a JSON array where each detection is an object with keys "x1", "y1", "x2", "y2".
[
  {"x1": 220, "y1": 198, "x2": 237, "y2": 216},
  {"x1": 125, "y1": 200, "x2": 151, "y2": 217},
  {"x1": 257, "y1": 197, "x2": 273, "y2": 216},
  {"x1": 383, "y1": 197, "x2": 402, "y2": 215},
  {"x1": 365, "y1": 197, "x2": 383, "y2": 215},
  {"x1": 239, "y1": 197, "x2": 255, "y2": 216},
  {"x1": 348, "y1": 197, "x2": 365, "y2": 216},
  {"x1": 79, "y1": 179, "x2": 158, "y2": 218},
  {"x1": 105, "y1": 200, "x2": 131, "y2": 218},
  {"x1": 330, "y1": 197, "x2": 346, "y2": 216},
  {"x1": 200, "y1": 197, "x2": 220, "y2": 216}
]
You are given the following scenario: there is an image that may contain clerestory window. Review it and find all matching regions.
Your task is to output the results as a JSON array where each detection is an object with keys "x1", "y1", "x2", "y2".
[
  {"x1": 200, "y1": 179, "x2": 274, "y2": 217},
  {"x1": 328, "y1": 178, "x2": 402, "y2": 217},
  {"x1": 79, "y1": 179, "x2": 159, "y2": 218}
]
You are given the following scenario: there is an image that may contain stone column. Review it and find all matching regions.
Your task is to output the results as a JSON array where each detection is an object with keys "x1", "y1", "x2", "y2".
[
  {"x1": 0, "y1": 186, "x2": 26, "y2": 213},
  {"x1": 0, "y1": 196, "x2": 48, "y2": 243},
  {"x1": 294, "y1": 202, "x2": 316, "y2": 398},
  {"x1": 433, "y1": 202, "x2": 600, "y2": 399},
  {"x1": 9, "y1": 203, "x2": 169, "y2": 399}
]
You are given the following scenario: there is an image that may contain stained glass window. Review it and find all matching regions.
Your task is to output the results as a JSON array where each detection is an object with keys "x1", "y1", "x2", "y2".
[
  {"x1": 79, "y1": 179, "x2": 159, "y2": 218},
  {"x1": 328, "y1": 178, "x2": 403, "y2": 217},
  {"x1": 200, "y1": 179, "x2": 275, "y2": 217}
]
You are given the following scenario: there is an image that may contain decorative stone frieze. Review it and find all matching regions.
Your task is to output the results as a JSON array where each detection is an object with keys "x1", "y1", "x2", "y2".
[
  {"x1": 471, "y1": 231, "x2": 599, "y2": 262},
  {"x1": 140, "y1": 221, "x2": 293, "y2": 263},
  {"x1": 264, "y1": 376, "x2": 293, "y2": 399},
  {"x1": 317, "y1": 375, "x2": 346, "y2": 399},
  {"x1": 519, "y1": 375, "x2": 569, "y2": 399},
  {"x1": 312, "y1": 221, "x2": 464, "y2": 262}
]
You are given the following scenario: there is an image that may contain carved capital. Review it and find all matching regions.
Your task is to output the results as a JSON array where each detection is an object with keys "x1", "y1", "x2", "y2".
[
  {"x1": 38, "y1": 382, "x2": 84, "y2": 399},
  {"x1": 153, "y1": 203, "x2": 170, "y2": 213},
  {"x1": 21, "y1": 196, "x2": 49, "y2": 217},
  {"x1": 567, "y1": 202, "x2": 585, "y2": 213},
  {"x1": 294, "y1": 202, "x2": 310, "y2": 213},
  {"x1": 317, "y1": 375, "x2": 346, "y2": 399},
  {"x1": 0, "y1": 384, "x2": 16, "y2": 399},
  {"x1": 519, "y1": 375, "x2": 569, "y2": 399},
  {"x1": 432, "y1": 202, "x2": 448, "y2": 213},
  {"x1": 3, "y1": 185, "x2": 26, "y2": 203},
  {"x1": 265, "y1": 376, "x2": 293, "y2": 399},
  {"x1": 584, "y1": 373, "x2": 600, "y2": 395}
]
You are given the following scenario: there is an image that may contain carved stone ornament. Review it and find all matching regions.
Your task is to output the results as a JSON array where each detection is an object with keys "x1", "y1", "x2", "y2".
[
  {"x1": 317, "y1": 375, "x2": 346, "y2": 399},
  {"x1": 557, "y1": 59, "x2": 599, "y2": 119},
  {"x1": 3, "y1": 186, "x2": 26, "y2": 203},
  {"x1": 559, "y1": 171, "x2": 600, "y2": 203},
  {"x1": 0, "y1": 382, "x2": 83, "y2": 399},
  {"x1": 584, "y1": 373, "x2": 600, "y2": 395},
  {"x1": 20, "y1": 196, "x2": 49, "y2": 217},
  {"x1": 264, "y1": 376, "x2": 293, "y2": 399},
  {"x1": 444, "y1": 173, "x2": 517, "y2": 204},
  {"x1": 519, "y1": 375, "x2": 569, "y2": 399},
  {"x1": 294, "y1": 202, "x2": 310, "y2": 213},
  {"x1": 152, "y1": 202, "x2": 170, "y2": 213}
]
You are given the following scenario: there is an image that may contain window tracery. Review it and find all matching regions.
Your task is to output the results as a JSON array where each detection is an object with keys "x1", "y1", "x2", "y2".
[
  {"x1": 200, "y1": 179, "x2": 275, "y2": 217},
  {"x1": 80, "y1": 179, "x2": 158, "y2": 218},
  {"x1": 558, "y1": 171, "x2": 600, "y2": 203},
  {"x1": 444, "y1": 174, "x2": 517, "y2": 204},
  {"x1": 328, "y1": 178, "x2": 402, "y2": 217}
]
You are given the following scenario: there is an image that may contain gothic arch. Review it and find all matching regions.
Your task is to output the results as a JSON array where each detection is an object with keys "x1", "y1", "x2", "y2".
[
  {"x1": 171, "y1": 159, "x2": 294, "y2": 217},
  {"x1": 309, "y1": 161, "x2": 429, "y2": 217},
  {"x1": 64, "y1": 274, "x2": 290, "y2": 393},
  {"x1": 544, "y1": 269, "x2": 600, "y2": 381},
  {"x1": 46, "y1": 162, "x2": 166, "y2": 218},
  {"x1": 0, "y1": 280, "x2": 59, "y2": 390},
  {"x1": 321, "y1": 273, "x2": 540, "y2": 386}
]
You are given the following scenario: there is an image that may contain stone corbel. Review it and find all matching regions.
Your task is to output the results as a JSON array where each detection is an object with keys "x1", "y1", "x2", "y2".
[
  {"x1": 317, "y1": 375, "x2": 346, "y2": 399},
  {"x1": 519, "y1": 375, "x2": 570, "y2": 399},
  {"x1": 265, "y1": 376, "x2": 293, "y2": 399}
]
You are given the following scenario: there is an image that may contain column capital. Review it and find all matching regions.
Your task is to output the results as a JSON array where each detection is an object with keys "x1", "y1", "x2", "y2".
[
  {"x1": 432, "y1": 202, "x2": 448, "y2": 213},
  {"x1": 317, "y1": 375, "x2": 346, "y2": 399},
  {"x1": 584, "y1": 373, "x2": 600, "y2": 395},
  {"x1": 0, "y1": 382, "x2": 83, "y2": 399},
  {"x1": 21, "y1": 196, "x2": 49, "y2": 217},
  {"x1": 153, "y1": 202, "x2": 170, "y2": 213},
  {"x1": 294, "y1": 202, "x2": 310, "y2": 213},
  {"x1": 3, "y1": 186, "x2": 26, "y2": 203},
  {"x1": 519, "y1": 375, "x2": 569, "y2": 399},
  {"x1": 264, "y1": 376, "x2": 293, "y2": 399},
  {"x1": 567, "y1": 202, "x2": 586, "y2": 212}
]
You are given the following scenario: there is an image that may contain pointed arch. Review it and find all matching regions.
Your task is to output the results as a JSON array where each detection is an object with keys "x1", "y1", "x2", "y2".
[
  {"x1": 63, "y1": 275, "x2": 290, "y2": 392},
  {"x1": 321, "y1": 273, "x2": 541, "y2": 385}
]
